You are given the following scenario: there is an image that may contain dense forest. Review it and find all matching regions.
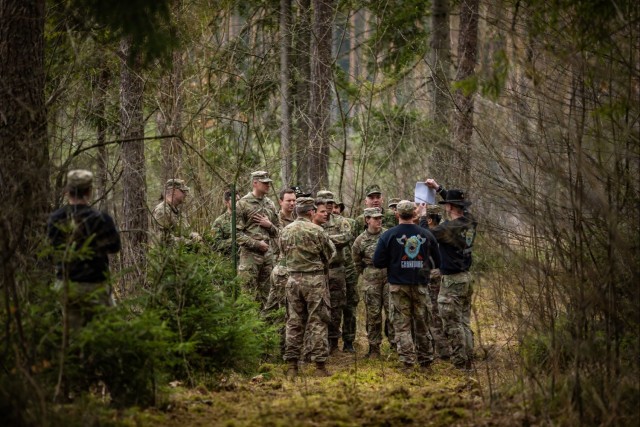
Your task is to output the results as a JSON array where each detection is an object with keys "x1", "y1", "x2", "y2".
[{"x1": 1, "y1": 0, "x2": 638, "y2": 425}]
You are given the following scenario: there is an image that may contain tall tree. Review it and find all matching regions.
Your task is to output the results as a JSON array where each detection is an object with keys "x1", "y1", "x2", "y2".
[
  {"x1": 280, "y1": 0, "x2": 293, "y2": 185},
  {"x1": 309, "y1": 0, "x2": 334, "y2": 191},
  {"x1": 430, "y1": 0, "x2": 451, "y2": 125},
  {"x1": 452, "y1": 0, "x2": 479, "y2": 187},
  {"x1": 294, "y1": 0, "x2": 312, "y2": 189},
  {"x1": 119, "y1": 38, "x2": 148, "y2": 295}
]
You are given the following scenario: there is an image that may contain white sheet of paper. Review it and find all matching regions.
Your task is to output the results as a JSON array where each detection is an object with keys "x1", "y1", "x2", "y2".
[{"x1": 414, "y1": 182, "x2": 436, "y2": 204}]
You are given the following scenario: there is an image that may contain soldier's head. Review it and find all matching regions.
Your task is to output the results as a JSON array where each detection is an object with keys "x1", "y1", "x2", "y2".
[
  {"x1": 313, "y1": 198, "x2": 329, "y2": 225},
  {"x1": 396, "y1": 200, "x2": 417, "y2": 223},
  {"x1": 387, "y1": 198, "x2": 401, "y2": 213},
  {"x1": 332, "y1": 199, "x2": 344, "y2": 215},
  {"x1": 278, "y1": 188, "x2": 297, "y2": 215},
  {"x1": 438, "y1": 189, "x2": 471, "y2": 219},
  {"x1": 223, "y1": 189, "x2": 237, "y2": 210},
  {"x1": 250, "y1": 170, "x2": 272, "y2": 197},
  {"x1": 364, "y1": 207, "x2": 383, "y2": 233},
  {"x1": 364, "y1": 184, "x2": 383, "y2": 208},
  {"x1": 295, "y1": 197, "x2": 316, "y2": 219},
  {"x1": 164, "y1": 179, "x2": 189, "y2": 206},
  {"x1": 316, "y1": 190, "x2": 335, "y2": 214},
  {"x1": 426, "y1": 204, "x2": 442, "y2": 228},
  {"x1": 65, "y1": 169, "x2": 93, "y2": 201}
]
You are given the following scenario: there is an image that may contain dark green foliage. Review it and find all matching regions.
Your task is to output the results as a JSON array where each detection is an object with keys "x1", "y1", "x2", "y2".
[{"x1": 147, "y1": 246, "x2": 279, "y2": 379}]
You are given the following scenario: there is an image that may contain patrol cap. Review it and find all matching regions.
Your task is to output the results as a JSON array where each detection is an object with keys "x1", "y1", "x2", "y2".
[
  {"x1": 66, "y1": 169, "x2": 93, "y2": 190},
  {"x1": 250, "y1": 170, "x2": 273, "y2": 183},
  {"x1": 296, "y1": 196, "x2": 317, "y2": 212},
  {"x1": 438, "y1": 189, "x2": 472, "y2": 207},
  {"x1": 365, "y1": 184, "x2": 382, "y2": 196},
  {"x1": 426, "y1": 204, "x2": 442, "y2": 215},
  {"x1": 165, "y1": 178, "x2": 190, "y2": 193},
  {"x1": 387, "y1": 198, "x2": 401, "y2": 208},
  {"x1": 363, "y1": 207, "x2": 383, "y2": 218},
  {"x1": 316, "y1": 190, "x2": 335, "y2": 203},
  {"x1": 396, "y1": 200, "x2": 416, "y2": 215}
]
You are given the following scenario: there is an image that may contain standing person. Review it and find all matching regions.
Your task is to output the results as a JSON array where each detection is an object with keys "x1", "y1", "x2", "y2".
[
  {"x1": 281, "y1": 197, "x2": 336, "y2": 378},
  {"x1": 387, "y1": 198, "x2": 401, "y2": 214},
  {"x1": 152, "y1": 179, "x2": 202, "y2": 245},
  {"x1": 420, "y1": 204, "x2": 450, "y2": 359},
  {"x1": 373, "y1": 200, "x2": 440, "y2": 371},
  {"x1": 354, "y1": 184, "x2": 396, "y2": 238},
  {"x1": 316, "y1": 190, "x2": 353, "y2": 353},
  {"x1": 47, "y1": 170, "x2": 121, "y2": 328},
  {"x1": 210, "y1": 189, "x2": 235, "y2": 256},
  {"x1": 235, "y1": 171, "x2": 280, "y2": 308},
  {"x1": 423, "y1": 179, "x2": 477, "y2": 370},
  {"x1": 352, "y1": 207, "x2": 395, "y2": 358}
]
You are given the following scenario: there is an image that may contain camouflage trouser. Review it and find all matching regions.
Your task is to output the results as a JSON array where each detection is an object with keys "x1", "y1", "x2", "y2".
[
  {"x1": 263, "y1": 263, "x2": 288, "y2": 354},
  {"x1": 362, "y1": 267, "x2": 394, "y2": 350},
  {"x1": 389, "y1": 284, "x2": 434, "y2": 365},
  {"x1": 342, "y1": 259, "x2": 359, "y2": 343},
  {"x1": 238, "y1": 248, "x2": 274, "y2": 309},
  {"x1": 438, "y1": 271, "x2": 474, "y2": 367},
  {"x1": 428, "y1": 276, "x2": 451, "y2": 358},
  {"x1": 54, "y1": 280, "x2": 114, "y2": 331},
  {"x1": 328, "y1": 266, "x2": 346, "y2": 343},
  {"x1": 284, "y1": 272, "x2": 331, "y2": 363}
]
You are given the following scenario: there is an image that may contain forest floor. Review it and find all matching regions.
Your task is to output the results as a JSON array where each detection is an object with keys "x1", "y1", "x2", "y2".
[{"x1": 67, "y1": 277, "x2": 532, "y2": 426}]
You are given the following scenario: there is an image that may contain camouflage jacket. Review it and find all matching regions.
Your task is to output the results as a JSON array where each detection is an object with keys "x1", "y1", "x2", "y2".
[
  {"x1": 152, "y1": 200, "x2": 192, "y2": 244},
  {"x1": 211, "y1": 210, "x2": 233, "y2": 255},
  {"x1": 280, "y1": 217, "x2": 336, "y2": 273},
  {"x1": 235, "y1": 192, "x2": 279, "y2": 251},
  {"x1": 352, "y1": 227, "x2": 387, "y2": 275},
  {"x1": 353, "y1": 209, "x2": 396, "y2": 239},
  {"x1": 273, "y1": 210, "x2": 296, "y2": 264},
  {"x1": 322, "y1": 214, "x2": 352, "y2": 268},
  {"x1": 335, "y1": 215, "x2": 356, "y2": 268}
]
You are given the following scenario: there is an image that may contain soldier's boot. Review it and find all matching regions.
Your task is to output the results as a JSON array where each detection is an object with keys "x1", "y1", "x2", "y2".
[
  {"x1": 365, "y1": 345, "x2": 380, "y2": 359},
  {"x1": 342, "y1": 341, "x2": 355, "y2": 353},
  {"x1": 329, "y1": 338, "x2": 339, "y2": 354},
  {"x1": 315, "y1": 362, "x2": 331, "y2": 377},
  {"x1": 286, "y1": 360, "x2": 298, "y2": 380}
]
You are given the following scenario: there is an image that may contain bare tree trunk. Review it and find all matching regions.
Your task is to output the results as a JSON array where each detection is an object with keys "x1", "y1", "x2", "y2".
[
  {"x1": 119, "y1": 38, "x2": 148, "y2": 296},
  {"x1": 452, "y1": 0, "x2": 479, "y2": 188},
  {"x1": 280, "y1": 0, "x2": 293, "y2": 186},
  {"x1": 95, "y1": 65, "x2": 112, "y2": 212},
  {"x1": 309, "y1": 0, "x2": 333, "y2": 192},
  {"x1": 430, "y1": 0, "x2": 451, "y2": 125},
  {"x1": 294, "y1": 0, "x2": 312, "y2": 189}
]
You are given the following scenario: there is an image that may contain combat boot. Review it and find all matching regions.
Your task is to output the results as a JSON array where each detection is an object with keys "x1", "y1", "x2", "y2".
[
  {"x1": 286, "y1": 360, "x2": 298, "y2": 380},
  {"x1": 315, "y1": 361, "x2": 331, "y2": 377},
  {"x1": 329, "y1": 338, "x2": 339, "y2": 354},
  {"x1": 342, "y1": 341, "x2": 355, "y2": 353}
]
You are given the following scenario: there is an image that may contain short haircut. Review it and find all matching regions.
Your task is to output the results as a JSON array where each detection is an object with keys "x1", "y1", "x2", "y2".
[
  {"x1": 314, "y1": 198, "x2": 326, "y2": 207},
  {"x1": 223, "y1": 189, "x2": 233, "y2": 202},
  {"x1": 428, "y1": 213, "x2": 441, "y2": 224},
  {"x1": 279, "y1": 188, "x2": 296, "y2": 200},
  {"x1": 67, "y1": 186, "x2": 91, "y2": 198},
  {"x1": 399, "y1": 211, "x2": 414, "y2": 220}
]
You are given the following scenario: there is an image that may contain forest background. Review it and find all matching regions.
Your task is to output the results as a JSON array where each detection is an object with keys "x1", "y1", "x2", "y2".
[{"x1": 1, "y1": 0, "x2": 638, "y2": 425}]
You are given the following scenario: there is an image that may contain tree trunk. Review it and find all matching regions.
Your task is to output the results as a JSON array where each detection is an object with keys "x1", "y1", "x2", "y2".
[
  {"x1": 294, "y1": 0, "x2": 312, "y2": 189},
  {"x1": 280, "y1": 0, "x2": 293, "y2": 186},
  {"x1": 309, "y1": 0, "x2": 333, "y2": 192},
  {"x1": 452, "y1": 0, "x2": 479, "y2": 188},
  {"x1": 157, "y1": 48, "x2": 184, "y2": 180},
  {"x1": 430, "y1": 0, "x2": 451, "y2": 125},
  {"x1": 119, "y1": 38, "x2": 148, "y2": 296},
  {"x1": 95, "y1": 65, "x2": 112, "y2": 212}
]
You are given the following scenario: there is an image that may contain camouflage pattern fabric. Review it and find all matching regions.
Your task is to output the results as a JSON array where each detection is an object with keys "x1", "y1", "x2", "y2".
[
  {"x1": 280, "y1": 217, "x2": 335, "y2": 363},
  {"x1": 389, "y1": 284, "x2": 434, "y2": 366},
  {"x1": 428, "y1": 272, "x2": 451, "y2": 358},
  {"x1": 438, "y1": 271, "x2": 474, "y2": 367},
  {"x1": 339, "y1": 215, "x2": 359, "y2": 343},
  {"x1": 352, "y1": 228, "x2": 395, "y2": 350},
  {"x1": 354, "y1": 210, "x2": 397, "y2": 238},
  {"x1": 152, "y1": 200, "x2": 194, "y2": 245},
  {"x1": 211, "y1": 210, "x2": 233, "y2": 255},
  {"x1": 235, "y1": 192, "x2": 280, "y2": 308}
]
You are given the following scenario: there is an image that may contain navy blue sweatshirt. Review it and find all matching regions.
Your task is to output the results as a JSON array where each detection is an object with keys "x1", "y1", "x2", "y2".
[{"x1": 372, "y1": 223, "x2": 439, "y2": 285}]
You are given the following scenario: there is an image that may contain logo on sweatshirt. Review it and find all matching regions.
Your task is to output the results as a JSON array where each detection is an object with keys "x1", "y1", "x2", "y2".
[{"x1": 396, "y1": 234, "x2": 425, "y2": 268}]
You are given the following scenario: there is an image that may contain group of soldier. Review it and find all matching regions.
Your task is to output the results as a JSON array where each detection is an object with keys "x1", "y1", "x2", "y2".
[{"x1": 48, "y1": 168, "x2": 477, "y2": 380}]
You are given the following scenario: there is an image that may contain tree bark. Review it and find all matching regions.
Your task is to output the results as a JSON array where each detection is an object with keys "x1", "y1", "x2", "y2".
[
  {"x1": 452, "y1": 0, "x2": 479, "y2": 188},
  {"x1": 95, "y1": 65, "x2": 112, "y2": 212},
  {"x1": 430, "y1": 0, "x2": 451, "y2": 125},
  {"x1": 119, "y1": 38, "x2": 148, "y2": 295},
  {"x1": 280, "y1": 0, "x2": 293, "y2": 186},
  {"x1": 309, "y1": 0, "x2": 333, "y2": 192},
  {"x1": 294, "y1": 0, "x2": 312, "y2": 189}
]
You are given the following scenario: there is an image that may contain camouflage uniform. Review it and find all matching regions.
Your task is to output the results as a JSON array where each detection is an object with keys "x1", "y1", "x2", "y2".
[
  {"x1": 338, "y1": 215, "x2": 359, "y2": 346},
  {"x1": 211, "y1": 210, "x2": 233, "y2": 256},
  {"x1": 354, "y1": 210, "x2": 397, "y2": 237},
  {"x1": 236, "y1": 191, "x2": 280, "y2": 308},
  {"x1": 281, "y1": 211, "x2": 336, "y2": 364},
  {"x1": 264, "y1": 211, "x2": 295, "y2": 315},
  {"x1": 152, "y1": 202, "x2": 194, "y2": 245},
  {"x1": 352, "y1": 215, "x2": 394, "y2": 353},
  {"x1": 321, "y1": 212, "x2": 352, "y2": 348}
]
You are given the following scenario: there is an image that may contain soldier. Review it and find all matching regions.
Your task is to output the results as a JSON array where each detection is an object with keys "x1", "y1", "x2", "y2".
[
  {"x1": 333, "y1": 197, "x2": 359, "y2": 353},
  {"x1": 352, "y1": 207, "x2": 395, "y2": 358},
  {"x1": 47, "y1": 170, "x2": 121, "y2": 329},
  {"x1": 210, "y1": 189, "x2": 235, "y2": 256},
  {"x1": 423, "y1": 179, "x2": 477, "y2": 371},
  {"x1": 387, "y1": 198, "x2": 401, "y2": 213},
  {"x1": 316, "y1": 190, "x2": 353, "y2": 353},
  {"x1": 281, "y1": 197, "x2": 336, "y2": 379},
  {"x1": 373, "y1": 200, "x2": 440, "y2": 372},
  {"x1": 236, "y1": 171, "x2": 280, "y2": 308},
  {"x1": 420, "y1": 204, "x2": 450, "y2": 359},
  {"x1": 152, "y1": 179, "x2": 202, "y2": 245},
  {"x1": 354, "y1": 184, "x2": 397, "y2": 238}
]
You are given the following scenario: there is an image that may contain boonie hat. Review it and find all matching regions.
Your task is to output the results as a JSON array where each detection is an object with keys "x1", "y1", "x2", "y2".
[
  {"x1": 438, "y1": 189, "x2": 472, "y2": 207},
  {"x1": 396, "y1": 200, "x2": 416, "y2": 215},
  {"x1": 365, "y1": 184, "x2": 382, "y2": 196},
  {"x1": 364, "y1": 207, "x2": 383, "y2": 218},
  {"x1": 165, "y1": 178, "x2": 190, "y2": 193},
  {"x1": 250, "y1": 170, "x2": 273, "y2": 183},
  {"x1": 67, "y1": 169, "x2": 93, "y2": 190},
  {"x1": 316, "y1": 190, "x2": 335, "y2": 202}
]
